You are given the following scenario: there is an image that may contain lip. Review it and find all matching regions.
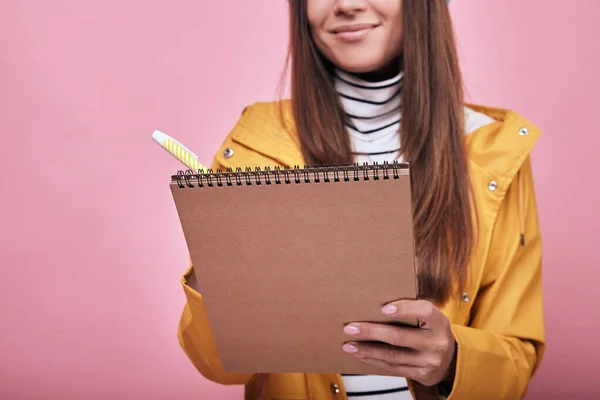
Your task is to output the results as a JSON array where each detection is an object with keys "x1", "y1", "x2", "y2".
[{"x1": 330, "y1": 23, "x2": 379, "y2": 42}]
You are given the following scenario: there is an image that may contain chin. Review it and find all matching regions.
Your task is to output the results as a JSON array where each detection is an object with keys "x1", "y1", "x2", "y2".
[{"x1": 334, "y1": 56, "x2": 391, "y2": 75}]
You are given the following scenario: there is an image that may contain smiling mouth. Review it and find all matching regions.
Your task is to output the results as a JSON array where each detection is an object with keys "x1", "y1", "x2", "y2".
[{"x1": 330, "y1": 24, "x2": 380, "y2": 41}]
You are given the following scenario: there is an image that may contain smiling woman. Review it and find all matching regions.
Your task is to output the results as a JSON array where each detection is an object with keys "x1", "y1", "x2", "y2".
[
  {"x1": 175, "y1": 1, "x2": 546, "y2": 399},
  {"x1": 308, "y1": 0, "x2": 403, "y2": 73}
]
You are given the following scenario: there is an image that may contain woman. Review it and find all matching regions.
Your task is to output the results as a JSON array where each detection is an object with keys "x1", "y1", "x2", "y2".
[{"x1": 176, "y1": 1, "x2": 545, "y2": 399}]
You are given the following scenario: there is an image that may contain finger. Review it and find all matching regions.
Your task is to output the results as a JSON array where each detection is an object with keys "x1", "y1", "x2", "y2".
[
  {"x1": 343, "y1": 341, "x2": 425, "y2": 367},
  {"x1": 343, "y1": 322, "x2": 428, "y2": 350},
  {"x1": 381, "y1": 300, "x2": 444, "y2": 329}
]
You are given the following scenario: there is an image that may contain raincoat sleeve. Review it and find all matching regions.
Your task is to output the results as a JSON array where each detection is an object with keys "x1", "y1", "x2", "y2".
[
  {"x1": 445, "y1": 156, "x2": 546, "y2": 399},
  {"x1": 176, "y1": 159, "x2": 255, "y2": 386}
]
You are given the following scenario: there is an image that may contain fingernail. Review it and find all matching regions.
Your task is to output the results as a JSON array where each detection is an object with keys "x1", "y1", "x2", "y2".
[
  {"x1": 343, "y1": 343, "x2": 358, "y2": 353},
  {"x1": 382, "y1": 304, "x2": 397, "y2": 315},
  {"x1": 344, "y1": 324, "x2": 360, "y2": 335}
]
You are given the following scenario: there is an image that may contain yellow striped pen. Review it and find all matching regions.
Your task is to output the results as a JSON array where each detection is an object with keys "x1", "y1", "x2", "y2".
[{"x1": 152, "y1": 130, "x2": 208, "y2": 173}]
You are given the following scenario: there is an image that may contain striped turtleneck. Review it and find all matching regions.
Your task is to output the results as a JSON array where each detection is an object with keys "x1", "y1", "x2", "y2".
[
  {"x1": 334, "y1": 68, "x2": 412, "y2": 400},
  {"x1": 333, "y1": 68, "x2": 403, "y2": 165}
]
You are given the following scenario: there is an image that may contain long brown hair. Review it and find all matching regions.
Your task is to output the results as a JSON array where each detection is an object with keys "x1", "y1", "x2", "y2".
[{"x1": 280, "y1": 0, "x2": 476, "y2": 304}]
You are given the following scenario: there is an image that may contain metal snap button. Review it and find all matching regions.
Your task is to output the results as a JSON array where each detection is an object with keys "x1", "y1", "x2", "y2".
[
  {"x1": 331, "y1": 383, "x2": 340, "y2": 394},
  {"x1": 488, "y1": 181, "x2": 498, "y2": 191},
  {"x1": 519, "y1": 127, "x2": 529, "y2": 136},
  {"x1": 223, "y1": 147, "x2": 234, "y2": 158},
  {"x1": 462, "y1": 293, "x2": 469, "y2": 303}
]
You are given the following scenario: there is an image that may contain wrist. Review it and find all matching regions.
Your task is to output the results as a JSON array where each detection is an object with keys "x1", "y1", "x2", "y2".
[{"x1": 438, "y1": 340, "x2": 457, "y2": 394}]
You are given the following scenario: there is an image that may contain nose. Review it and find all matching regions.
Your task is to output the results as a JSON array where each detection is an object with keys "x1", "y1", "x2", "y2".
[{"x1": 334, "y1": 0, "x2": 367, "y2": 16}]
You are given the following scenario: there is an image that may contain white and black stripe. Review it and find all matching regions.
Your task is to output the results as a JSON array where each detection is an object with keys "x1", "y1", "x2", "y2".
[
  {"x1": 333, "y1": 68, "x2": 403, "y2": 165},
  {"x1": 341, "y1": 374, "x2": 411, "y2": 400}
]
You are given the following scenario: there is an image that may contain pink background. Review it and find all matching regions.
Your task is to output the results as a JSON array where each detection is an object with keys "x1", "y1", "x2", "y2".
[{"x1": 1, "y1": 0, "x2": 598, "y2": 399}]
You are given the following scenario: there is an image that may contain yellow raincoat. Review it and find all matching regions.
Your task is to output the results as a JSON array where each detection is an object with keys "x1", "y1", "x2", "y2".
[{"x1": 176, "y1": 101, "x2": 546, "y2": 399}]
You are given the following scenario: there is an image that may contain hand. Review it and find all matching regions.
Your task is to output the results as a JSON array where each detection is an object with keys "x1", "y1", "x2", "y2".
[{"x1": 342, "y1": 300, "x2": 457, "y2": 387}]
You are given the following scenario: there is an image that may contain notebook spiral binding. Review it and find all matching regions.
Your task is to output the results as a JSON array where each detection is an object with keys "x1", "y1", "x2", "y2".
[{"x1": 173, "y1": 161, "x2": 409, "y2": 189}]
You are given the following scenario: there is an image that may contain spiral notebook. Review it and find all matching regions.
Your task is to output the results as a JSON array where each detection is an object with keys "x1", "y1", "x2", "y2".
[{"x1": 170, "y1": 162, "x2": 419, "y2": 375}]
